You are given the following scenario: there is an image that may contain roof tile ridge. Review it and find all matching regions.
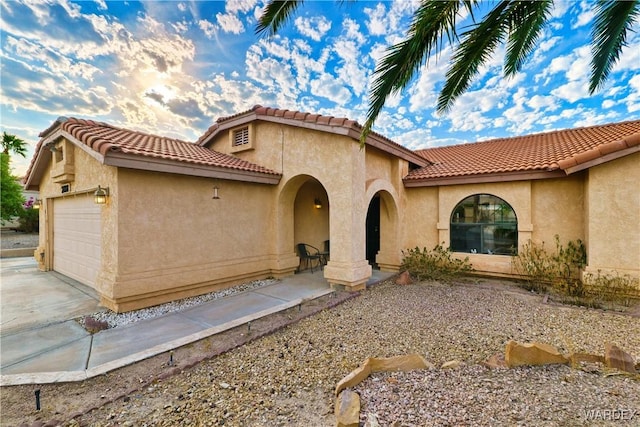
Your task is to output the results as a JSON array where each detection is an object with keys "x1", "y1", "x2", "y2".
[{"x1": 557, "y1": 130, "x2": 640, "y2": 170}]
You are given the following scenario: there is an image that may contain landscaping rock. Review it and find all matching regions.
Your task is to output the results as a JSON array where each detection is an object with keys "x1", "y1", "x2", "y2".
[
  {"x1": 569, "y1": 352, "x2": 604, "y2": 365},
  {"x1": 604, "y1": 343, "x2": 637, "y2": 374},
  {"x1": 335, "y1": 359, "x2": 372, "y2": 396},
  {"x1": 481, "y1": 352, "x2": 507, "y2": 369},
  {"x1": 335, "y1": 390, "x2": 360, "y2": 427},
  {"x1": 441, "y1": 360, "x2": 463, "y2": 369},
  {"x1": 369, "y1": 354, "x2": 433, "y2": 373},
  {"x1": 504, "y1": 341, "x2": 568, "y2": 367},
  {"x1": 335, "y1": 354, "x2": 432, "y2": 396},
  {"x1": 395, "y1": 271, "x2": 412, "y2": 285}
]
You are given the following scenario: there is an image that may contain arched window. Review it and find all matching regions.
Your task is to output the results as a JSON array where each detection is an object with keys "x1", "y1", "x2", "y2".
[{"x1": 450, "y1": 194, "x2": 517, "y2": 255}]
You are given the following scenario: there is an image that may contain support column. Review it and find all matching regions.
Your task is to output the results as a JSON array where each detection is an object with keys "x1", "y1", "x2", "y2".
[{"x1": 323, "y1": 143, "x2": 372, "y2": 291}]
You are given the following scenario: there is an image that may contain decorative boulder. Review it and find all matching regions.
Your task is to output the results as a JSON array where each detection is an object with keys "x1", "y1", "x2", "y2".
[
  {"x1": 335, "y1": 390, "x2": 360, "y2": 427},
  {"x1": 481, "y1": 352, "x2": 507, "y2": 369},
  {"x1": 395, "y1": 271, "x2": 413, "y2": 285},
  {"x1": 605, "y1": 343, "x2": 637, "y2": 374},
  {"x1": 369, "y1": 354, "x2": 433, "y2": 373},
  {"x1": 335, "y1": 359, "x2": 372, "y2": 396},
  {"x1": 505, "y1": 341, "x2": 568, "y2": 367}
]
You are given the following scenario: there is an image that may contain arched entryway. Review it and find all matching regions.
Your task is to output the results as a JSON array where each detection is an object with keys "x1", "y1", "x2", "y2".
[
  {"x1": 364, "y1": 184, "x2": 401, "y2": 272},
  {"x1": 293, "y1": 177, "x2": 329, "y2": 256},
  {"x1": 366, "y1": 194, "x2": 380, "y2": 267}
]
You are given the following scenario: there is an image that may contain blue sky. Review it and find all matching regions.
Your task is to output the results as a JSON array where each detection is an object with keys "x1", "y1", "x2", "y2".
[{"x1": 1, "y1": 0, "x2": 639, "y2": 176}]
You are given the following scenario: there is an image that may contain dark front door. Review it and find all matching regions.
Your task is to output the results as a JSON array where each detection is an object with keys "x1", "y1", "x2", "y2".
[{"x1": 366, "y1": 195, "x2": 380, "y2": 267}]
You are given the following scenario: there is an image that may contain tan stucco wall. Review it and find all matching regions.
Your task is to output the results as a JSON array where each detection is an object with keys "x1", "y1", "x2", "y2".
[
  {"x1": 401, "y1": 177, "x2": 589, "y2": 277},
  {"x1": 584, "y1": 153, "x2": 640, "y2": 279},
  {"x1": 102, "y1": 169, "x2": 279, "y2": 310},
  {"x1": 35, "y1": 139, "x2": 118, "y2": 280},
  {"x1": 531, "y1": 174, "x2": 585, "y2": 246}
]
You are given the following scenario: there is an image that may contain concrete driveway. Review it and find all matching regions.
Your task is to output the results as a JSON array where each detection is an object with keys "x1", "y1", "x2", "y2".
[{"x1": 0, "y1": 257, "x2": 103, "y2": 335}]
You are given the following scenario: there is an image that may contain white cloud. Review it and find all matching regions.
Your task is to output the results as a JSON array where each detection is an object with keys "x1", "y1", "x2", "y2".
[
  {"x1": 601, "y1": 99, "x2": 615, "y2": 109},
  {"x1": 225, "y1": 0, "x2": 257, "y2": 14},
  {"x1": 294, "y1": 16, "x2": 331, "y2": 42},
  {"x1": 551, "y1": 80, "x2": 590, "y2": 103},
  {"x1": 310, "y1": 73, "x2": 352, "y2": 105},
  {"x1": 624, "y1": 74, "x2": 640, "y2": 112},
  {"x1": 94, "y1": 0, "x2": 107, "y2": 10},
  {"x1": 571, "y1": 1, "x2": 595, "y2": 29},
  {"x1": 526, "y1": 95, "x2": 559, "y2": 111},
  {"x1": 216, "y1": 12, "x2": 244, "y2": 34},
  {"x1": 198, "y1": 19, "x2": 216, "y2": 38}
]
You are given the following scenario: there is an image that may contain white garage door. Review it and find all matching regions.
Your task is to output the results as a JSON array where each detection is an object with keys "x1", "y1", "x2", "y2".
[{"x1": 53, "y1": 194, "x2": 102, "y2": 288}]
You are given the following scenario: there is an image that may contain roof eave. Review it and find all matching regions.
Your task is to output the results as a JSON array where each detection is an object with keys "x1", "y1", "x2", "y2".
[
  {"x1": 24, "y1": 128, "x2": 108, "y2": 190},
  {"x1": 201, "y1": 111, "x2": 430, "y2": 167},
  {"x1": 104, "y1": 152, "x2": 281, "y2": 185},
  {"x1": 560, "y1": 145, "x2": 640, "y2": 175},
  {"x1": 403, "y1": 169, "x2": 568, "y2": 187}
]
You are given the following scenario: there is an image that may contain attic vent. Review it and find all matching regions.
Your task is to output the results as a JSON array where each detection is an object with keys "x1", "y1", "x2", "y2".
[
  {"x1": 229, "y1": 124, "x2": 254, "y2": 153},
  {"x1": 232, "y1": 126, "x2": 249, "y2": 146}
]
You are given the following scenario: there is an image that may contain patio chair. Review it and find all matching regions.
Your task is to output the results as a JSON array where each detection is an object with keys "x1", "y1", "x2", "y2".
[{"x1": 297, "y1": 243, "x2": 322, "y2": 273}]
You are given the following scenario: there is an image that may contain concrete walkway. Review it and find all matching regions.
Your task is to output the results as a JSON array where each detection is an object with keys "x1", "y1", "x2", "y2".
[{"x1": 1, "y1": 257, "x2": 393, "y2": 386}]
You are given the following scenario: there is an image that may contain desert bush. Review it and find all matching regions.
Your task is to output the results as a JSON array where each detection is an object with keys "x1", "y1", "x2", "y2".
[
  {"x1": 512, "y1": 235, "x2": 586, "y2": 295},
  {"x1": 584, "y1": 270, "x2": 640, "y2": 306},
  {"x1": 401, "y1": 243, "x2": 473, "y2": 282}
]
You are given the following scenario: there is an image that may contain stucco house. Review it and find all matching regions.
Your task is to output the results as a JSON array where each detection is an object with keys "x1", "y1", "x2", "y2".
[{"x1": 24, "y1": 106, "x2": 640, "y2": 312}]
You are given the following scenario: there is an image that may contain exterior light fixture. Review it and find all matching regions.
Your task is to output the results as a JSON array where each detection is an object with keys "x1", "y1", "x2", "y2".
[
  {"x1": 212, "y1": 185, "x2": 220, "y2": 199},
  {"x1": 314, "y1": 198, "x2": 322, "y2": 209},
  {"x1": 48, "y1": 144, "x2": 58, "y2": 152},
  {"x1": 94, "y1": 186, "x2": 109, "y2": 204},
  {"x1": 33, "y1": 199, "x2": 42, "y2": 209}
]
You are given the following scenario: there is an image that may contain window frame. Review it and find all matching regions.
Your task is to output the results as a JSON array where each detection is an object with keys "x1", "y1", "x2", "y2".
[{"x1": 449, "y1": 194, "x2": 518, "y2": 255}]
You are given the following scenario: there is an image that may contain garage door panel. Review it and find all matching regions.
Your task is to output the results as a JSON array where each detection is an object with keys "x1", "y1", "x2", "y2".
[{"x1": 53, "y1": 196, "x2": 102, "y2": 288}]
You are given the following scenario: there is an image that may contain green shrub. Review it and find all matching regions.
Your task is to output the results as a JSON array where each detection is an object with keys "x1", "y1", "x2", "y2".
[
  {"x1": 17, "y1": 197, "x2": 39, "y2": 233},
  {"x1": 401, "y1": 243, "x2": 473, "y2": 282}
]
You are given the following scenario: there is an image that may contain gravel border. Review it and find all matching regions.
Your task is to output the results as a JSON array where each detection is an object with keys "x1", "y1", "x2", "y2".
[{"x1": 78, "y1": 278, "x2": 279, "y2": 329}]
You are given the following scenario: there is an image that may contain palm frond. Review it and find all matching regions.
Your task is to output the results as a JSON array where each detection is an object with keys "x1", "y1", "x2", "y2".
[
  {"x1": 361, "y1": 0, "x2": 475, "y2": 144},
  {"x1": 504, "y1": 0, "x2": 553, "y2": 76},
  {"x1": 590, "y1": 0, "x2": 640, "y2": 93},
  {"x1": 437, "y1": 1, "x2": 511, "y2": 113},
  {"x1": 256, "y1": 0, "x2": 304, "y2": 37}
]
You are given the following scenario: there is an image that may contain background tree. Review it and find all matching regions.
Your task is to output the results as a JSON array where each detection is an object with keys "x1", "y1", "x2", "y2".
[
  {"x1": 2, "y1": 131, "x2": 27, "y2": 157},
  {"x1": 0, "y1": 152, "x2": 25, "y2": 223},
  {"x1": 258, "y1": 0, "x2": 639, "y2": 142}
]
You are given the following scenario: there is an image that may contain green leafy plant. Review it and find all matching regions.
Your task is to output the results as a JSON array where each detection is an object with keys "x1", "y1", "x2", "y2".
[
  {"x1": 401, "y1": 243, "x2": 473, "y2": 282},
  {"x1": 17, "y1": 197, "x2": 39, "y2": 233}
]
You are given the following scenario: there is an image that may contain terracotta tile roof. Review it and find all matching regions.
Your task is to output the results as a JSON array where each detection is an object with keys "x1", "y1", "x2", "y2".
[
  {"x1": 196, "y1": 105, "x2": 429, "y2": 167},
  {"x1": 26, "y1": 117, "x2": 280, "y2": 180},
  {"x1": 406, "y1": 120, "x2": 640, "y2": 182}
]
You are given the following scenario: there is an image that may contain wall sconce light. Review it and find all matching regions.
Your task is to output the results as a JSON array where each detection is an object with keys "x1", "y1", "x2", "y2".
[
  {"x1": 314, "y1": 198, "x2": 322, "y2": 209},
  {"x1": 212, "y1": 185, "x2": 220, "y2": 200},
  {"x1": 94, "y1": 186, "x2": 109, "y2": 204},
  {"x1": 48, "y1": 144, "x2": 58, "y2": 152},
  {"x1": 33, "y1": 199, "x2": 42, "y2": 209}
]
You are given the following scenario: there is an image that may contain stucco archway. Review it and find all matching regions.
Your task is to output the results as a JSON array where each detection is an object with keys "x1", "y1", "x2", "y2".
[
  {"x1": 274, "y1": 174, "x2": 329, "y2": 274},
  {"x1": 365, "y1": 179, "x2": 402, "y2": 271}
]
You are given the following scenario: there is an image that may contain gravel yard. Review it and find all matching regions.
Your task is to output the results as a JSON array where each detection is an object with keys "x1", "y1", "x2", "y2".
[{"x1": 3, "y1": 278, "x2": 639, "y2": 426}]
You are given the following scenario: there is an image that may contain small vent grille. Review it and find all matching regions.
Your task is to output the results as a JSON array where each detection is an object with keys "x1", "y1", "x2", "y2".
[
  {"x1": 232, "y1": 127, "x2": 249, "y2": 146},
  {"x1": 61, "y1": 184, "x2": 70, "y2": 193}
]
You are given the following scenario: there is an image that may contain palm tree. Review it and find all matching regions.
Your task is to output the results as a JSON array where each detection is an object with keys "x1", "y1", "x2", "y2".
[
  {"x1": 2, "y1": 132, "x2": 27, "y2": 157},
  {"x1": 257, "y1": 0, "x2": 639, "y2": 142}
]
